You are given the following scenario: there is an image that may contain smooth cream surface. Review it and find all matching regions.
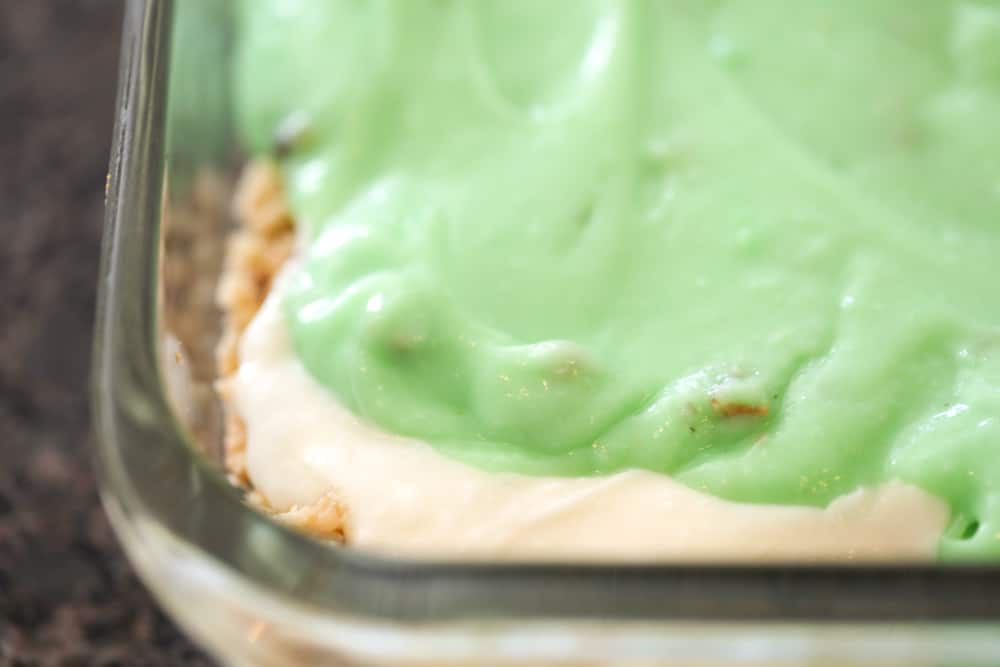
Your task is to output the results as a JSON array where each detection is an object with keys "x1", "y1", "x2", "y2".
[
  {"x1": 234, "y1": 1, "x2": 1000, "y2": 560},
  {"x1": 233, "y1": 270, "x2": 948, "y2": 561}
]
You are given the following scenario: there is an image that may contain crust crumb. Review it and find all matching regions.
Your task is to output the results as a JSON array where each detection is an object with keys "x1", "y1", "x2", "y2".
[
  {"x1": 278, "y1": 494, "x2": 348, "y2": 543},
  {"x1": 247, "y1": 490, "x2": 347, "y2": 543},
  {"x1": 216, "y1": 160, "x2": 349, "y2": 542},
  {"x1": 710, "y1": 398, "x2": 770, "y2": 418}
]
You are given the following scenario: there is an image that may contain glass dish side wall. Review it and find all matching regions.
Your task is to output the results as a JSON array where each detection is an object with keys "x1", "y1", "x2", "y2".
[{"x1": 92, "y1": 1, "x2": 1000, "y2": 665}]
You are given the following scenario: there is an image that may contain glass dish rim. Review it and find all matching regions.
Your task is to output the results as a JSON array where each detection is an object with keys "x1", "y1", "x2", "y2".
[{"x1": 92, "y1": 0, "x2": 1000, "y2": 625}]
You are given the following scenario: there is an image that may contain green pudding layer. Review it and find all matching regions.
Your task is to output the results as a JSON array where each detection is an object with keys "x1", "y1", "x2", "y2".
[{"x1": 235, "y1": 0, "x2": 1000, "y2": 559}]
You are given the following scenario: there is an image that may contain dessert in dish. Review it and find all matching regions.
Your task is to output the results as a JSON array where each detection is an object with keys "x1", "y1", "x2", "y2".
[{"x1": 218, "y1": 0, "x2": 1000, "y2": 560}]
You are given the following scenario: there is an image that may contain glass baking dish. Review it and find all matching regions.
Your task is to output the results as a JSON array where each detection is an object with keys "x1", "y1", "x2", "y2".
[{"x1": 92, "y1": 1, "x2": 1000, "y2": 665}]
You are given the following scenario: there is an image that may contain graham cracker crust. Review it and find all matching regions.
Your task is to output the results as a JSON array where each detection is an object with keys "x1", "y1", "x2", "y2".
[{"x1": 214, "y1": 161, "x2": 347, "y2": 542}]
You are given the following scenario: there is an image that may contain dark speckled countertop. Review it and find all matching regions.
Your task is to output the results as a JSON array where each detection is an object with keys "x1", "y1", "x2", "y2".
[{"x1": 0, "y1": 4, "x2": 214, "y2": 665}]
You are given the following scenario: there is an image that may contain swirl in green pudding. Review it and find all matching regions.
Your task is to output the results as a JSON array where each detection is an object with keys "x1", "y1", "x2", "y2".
[{"x1": 235, "y1": 0, "x2": 1000, "y2": 559}]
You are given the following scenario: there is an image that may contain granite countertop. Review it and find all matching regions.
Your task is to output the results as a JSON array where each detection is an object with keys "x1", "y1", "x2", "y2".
[{"x1": 0, "y1": 3, "x2": 213, "y2": 664}]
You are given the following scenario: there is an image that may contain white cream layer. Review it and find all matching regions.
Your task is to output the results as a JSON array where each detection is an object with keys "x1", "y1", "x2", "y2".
[{"x1": 232, "y1": 270, "x2": 949, "y2": 561}]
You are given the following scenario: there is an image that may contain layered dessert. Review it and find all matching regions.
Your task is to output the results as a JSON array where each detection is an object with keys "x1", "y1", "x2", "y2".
[{"x1": 217, "y1": 0, "x2": 1000, "y2": 561}]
